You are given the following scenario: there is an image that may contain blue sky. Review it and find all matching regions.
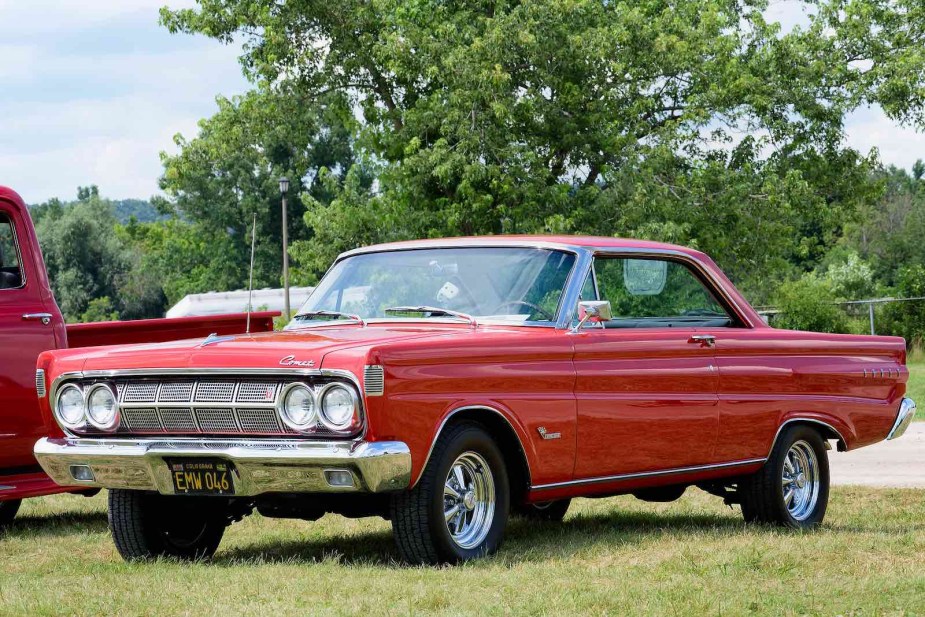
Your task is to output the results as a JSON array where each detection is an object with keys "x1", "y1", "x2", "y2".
[{"x1": 1, "y1": 1, "x2": 924, "y2": 205}]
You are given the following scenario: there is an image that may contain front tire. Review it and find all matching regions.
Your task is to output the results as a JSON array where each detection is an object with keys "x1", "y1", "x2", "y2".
[
  {"x1": 740, "y1": 425, "x2": 829, "y2": 528},
  {"x1": 391, "y1": 423, "x2": 510, "y2": 564},
  {"x1": 0, "y1": 499, "x2": 21, "y2": 527},
  {"x1": 108, "y1": 490, "x2": 228, "y2": 561}
]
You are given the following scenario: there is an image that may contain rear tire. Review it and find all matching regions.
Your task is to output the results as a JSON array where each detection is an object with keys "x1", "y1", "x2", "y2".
[
  {"x1": 108, "y1": 490, "x2": 227, "y2": 561},
  {"x1": 512, "y1": 499, "x2": 571, "y2": 522},
  {"x1": 740, "y1": 425, "x2": 829, "y2": 528},
  {"x1": 0, "y1": 499, "x2": 21, "y2": 527},
  {"x1": 391, "y1": 423, "x2": 510, "y2": 564}
]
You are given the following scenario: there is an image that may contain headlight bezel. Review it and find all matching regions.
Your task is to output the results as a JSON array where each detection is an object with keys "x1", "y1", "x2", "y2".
[
  {"x1": 55, "y1": 383, "x2": 87, "y2": 430},
  {"x1": 277, "y1": 382, "x2": 319, "y2": 432},
  {"x1": 85, "y1": 383, "x2": 120, "y2": 432},
  {"x1": 318, "y1": 382, "x2": 361, "y2": 433}
]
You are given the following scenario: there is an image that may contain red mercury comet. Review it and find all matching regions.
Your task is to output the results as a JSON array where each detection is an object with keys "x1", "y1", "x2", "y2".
[{"x1": 33, "y1": 237, "x2": 916, "y2": 564}]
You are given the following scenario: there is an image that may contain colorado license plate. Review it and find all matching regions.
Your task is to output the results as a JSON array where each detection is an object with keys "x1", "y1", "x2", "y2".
[{"x1": 168, "y1": 459, "x2": 235, "y2": 495}]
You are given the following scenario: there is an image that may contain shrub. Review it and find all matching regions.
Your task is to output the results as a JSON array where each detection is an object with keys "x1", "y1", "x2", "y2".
[{"x1": 772, "y1": 275, "x2": 849, "y2": 333}]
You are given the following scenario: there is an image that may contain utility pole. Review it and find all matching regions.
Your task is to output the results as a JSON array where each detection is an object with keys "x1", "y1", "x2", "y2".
[{"x1": 279, "y1": 176, "x2": 290, "y2": 319}]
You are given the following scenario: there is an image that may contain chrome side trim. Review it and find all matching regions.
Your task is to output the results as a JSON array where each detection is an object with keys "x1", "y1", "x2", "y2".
[
  {"x1": 887, "y1": 397, "x2": 916, "y2": 440},
  {"x1": 531, "y1": 457, "x2": 768, "y2": 491},
  {"x1": 34, "y1": 436, "x2": 411, "y2": 495},
  {"x1": 414, "y1": 405, "x2": 532, "y2": 488},
  {"x1": 768, "y1": 418, "x2": 848, "y2": 456}
]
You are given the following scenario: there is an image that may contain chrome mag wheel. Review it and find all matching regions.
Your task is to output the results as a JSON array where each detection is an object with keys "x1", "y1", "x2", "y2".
[
  {"x1": 782, "y1": 440, "x2": 820, "y2": 521},
  {"x1": 443, "y1": 451, "x2": 496, "y2": 549}
]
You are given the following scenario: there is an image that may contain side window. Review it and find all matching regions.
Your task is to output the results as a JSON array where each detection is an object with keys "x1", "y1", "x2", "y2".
[
  {"x1": 592, "y1": 257, "x2": 734, "y2": 328},
  {"x1": 0, "y1": 214, "x2": 24, "y2": 290}
]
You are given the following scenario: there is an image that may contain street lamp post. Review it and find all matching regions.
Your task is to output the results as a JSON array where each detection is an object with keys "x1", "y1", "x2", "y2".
[{"x1": 279, "y1": 176, "x2": 290, "y2": 319}]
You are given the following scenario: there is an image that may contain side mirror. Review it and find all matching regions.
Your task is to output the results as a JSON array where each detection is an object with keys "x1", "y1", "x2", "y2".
[{"x1": 572, "y1": 300, "x2": 612, "y2": 332}]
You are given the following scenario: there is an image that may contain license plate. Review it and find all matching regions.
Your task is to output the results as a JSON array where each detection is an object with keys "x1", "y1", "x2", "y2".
[{"x1": 168, "y1": 459, "x2": 235, "y2": 496}]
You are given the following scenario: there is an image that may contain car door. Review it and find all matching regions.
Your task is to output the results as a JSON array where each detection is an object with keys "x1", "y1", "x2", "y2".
[
  {"x1": 572, "y1": 254, "x2": 734, "y2": 479},
  {"x1": 0, "y1": 205, "x2": 59, "y2": 470}
]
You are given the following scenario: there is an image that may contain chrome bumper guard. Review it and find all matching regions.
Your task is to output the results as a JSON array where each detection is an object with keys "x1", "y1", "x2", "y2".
[
  {"x1": 887, "y1": 397, "x2": 916, "y2": 441},
  {"x1": 34, "y1": 437, "x2": 411, "y2": 496}
]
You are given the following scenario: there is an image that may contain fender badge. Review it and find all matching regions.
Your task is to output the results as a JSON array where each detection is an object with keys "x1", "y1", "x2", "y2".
[
  {"x1": 537, "y1": 426, "x2": 561, "y2": 440},
  {"x1": 279, "y1": 354, "x2": 315, "y2": 368}
]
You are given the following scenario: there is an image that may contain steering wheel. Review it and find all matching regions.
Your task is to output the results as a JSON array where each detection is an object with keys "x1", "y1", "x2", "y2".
[{"x1": 492, "y1": 300, "x2": 555, "y2": 321}]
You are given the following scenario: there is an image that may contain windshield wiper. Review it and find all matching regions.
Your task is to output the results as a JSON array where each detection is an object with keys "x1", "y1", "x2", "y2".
[
  {"x1": 292, "y1": 310, "x2": 365, "y2": 326},
  {"x1": 384, "y1": 306, "x2": 478, "y2": 327}
]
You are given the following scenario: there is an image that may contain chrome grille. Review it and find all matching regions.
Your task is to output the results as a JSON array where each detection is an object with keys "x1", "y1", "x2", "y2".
[
  {"x1": 122, "y1": 407, "x2": 161, "y2": 431},
  {"x1": 124, "y1": 383, "x2": 158, "y2": 402},
  {"x1": 71, "y1": 374, "x2": 362, "y2": 437},
  {"x1": 236, "y1": 382, "x2": 279, "y2": 403},
  {"x1": 194, "y1": 382, "x2": 235, "y2": 402},
  {"x1": 195, "y1": 408, "x2": 239, "y2": 432},
  {"x1": 159, "y1": 382, "x2": 194, "y2": 402},
  {"x1": 159, "y1": 407, "x2": 197, "y2": 431},
  {"x1": 237, "y1": 408, "x2": 282, "y2": 433}
]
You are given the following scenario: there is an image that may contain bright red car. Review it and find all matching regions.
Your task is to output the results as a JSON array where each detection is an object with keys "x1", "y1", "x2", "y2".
[{"x1": 34, "y1": 237, "x2": 916, "y2": 564}]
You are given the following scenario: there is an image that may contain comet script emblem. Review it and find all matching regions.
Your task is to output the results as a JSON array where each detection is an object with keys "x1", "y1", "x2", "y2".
[{"x1": 279, "y1": 355, "x2": 315, "y2": 367}]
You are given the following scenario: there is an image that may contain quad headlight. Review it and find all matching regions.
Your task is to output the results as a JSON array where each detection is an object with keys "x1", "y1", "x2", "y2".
[
  {"x1": 278, "y1": 383, "x2": 318, "y2": 431},
  {"x1": 277, "y1": 381, "x2": 361, "y2": 434},
  {"x1": 319, "y1": 383, "x2": 360, "y2": 432},
  {"x1": 56, "y1": 384, "x2": 86, "y2": 429},
  {"x1": 86, "y1": 384, "x2": 119, "y2": 431},
  {"x1": 54, "y1": 383, "x2": 120, "y2": 432}
]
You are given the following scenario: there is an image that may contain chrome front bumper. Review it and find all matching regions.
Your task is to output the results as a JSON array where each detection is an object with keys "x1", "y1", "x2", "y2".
[
  {"x1": 887, "y1": 397, "x2": 917, "y2": 440},
  {"x1": 34, "y1": 437, "x2": 411, "y2": 496}
]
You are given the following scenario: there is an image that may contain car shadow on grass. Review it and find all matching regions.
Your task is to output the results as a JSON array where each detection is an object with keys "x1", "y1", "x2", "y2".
[
  {"x1": 213, "y1": 508, "x2": 747, "y2": 568},
  {"x1": 0, "y1": 511, "x2": 109, "y2": 540}
]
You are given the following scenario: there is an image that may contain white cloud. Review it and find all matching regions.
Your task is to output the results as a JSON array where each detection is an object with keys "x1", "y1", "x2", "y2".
[
  {"x1": 0, "y1": 1, "x2": 247, "y2": 203},
  {"x1": 844, "y1": 107, "x2": 925, "y2": 170}
]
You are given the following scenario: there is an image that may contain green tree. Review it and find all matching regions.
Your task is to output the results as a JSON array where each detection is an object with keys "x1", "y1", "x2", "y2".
[
  {"x1": 33, "y1": 190, "x2": 169, "y2": 322},
  {"x1": 157, "y1": 87, "x2": 359, "y2": 289},
  {"x1": 162, "y1": 0, "x2": 925, "y2": 298},
  {"x1": 34, "y1": 192, "x2": 130, "y2": 322},
  {"x1": 845, "y1": 165, "x2": 925, "y2": 287}
]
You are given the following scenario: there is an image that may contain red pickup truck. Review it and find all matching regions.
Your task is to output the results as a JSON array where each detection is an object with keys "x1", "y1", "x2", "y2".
[{"x1": 0, "y1": 185, "x2": 277, "y2": 526}]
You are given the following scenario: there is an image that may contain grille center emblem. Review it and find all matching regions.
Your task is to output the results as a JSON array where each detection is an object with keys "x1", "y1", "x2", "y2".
[{"x1": 279, "y1": 355, "x2": 315, "y2": 368}]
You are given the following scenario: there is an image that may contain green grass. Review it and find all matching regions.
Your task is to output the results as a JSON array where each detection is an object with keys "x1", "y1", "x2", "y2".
[
  {"x1": 906, "y1": 360, "x2": 925, "y2": 420},
  {"x1": 1, "y1": 488, "x2": 923, "y2": 616}
]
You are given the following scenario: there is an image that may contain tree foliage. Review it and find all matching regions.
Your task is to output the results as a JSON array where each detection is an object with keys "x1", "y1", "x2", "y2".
[
  {"x1": 157, "y1": 87, "x2": 359, "y2": 288},
  {"x1": 160, "y1": 0, "x2": 925, "y2": 299},
  {"x1": 31, "y1": 188, "x2": 168, "y2": 322}
]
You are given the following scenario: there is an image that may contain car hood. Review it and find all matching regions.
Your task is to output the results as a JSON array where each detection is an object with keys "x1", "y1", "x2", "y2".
[{"x1": 67, "y1": 325, "x2": 465, "y2": 373}]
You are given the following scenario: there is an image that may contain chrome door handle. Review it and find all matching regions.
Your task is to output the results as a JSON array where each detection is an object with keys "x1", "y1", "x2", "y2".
[
  {"x1": 22, "y1": 313, "x2": 53, "y2": 325},
  {"x1": 689, "y1": 334, "x2": 716, "y2": 348}
]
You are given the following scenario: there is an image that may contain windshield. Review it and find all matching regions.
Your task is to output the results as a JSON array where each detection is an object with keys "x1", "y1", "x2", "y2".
[{"x1": 290, "y1": 247, "x2": 577, "y2": 327}]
